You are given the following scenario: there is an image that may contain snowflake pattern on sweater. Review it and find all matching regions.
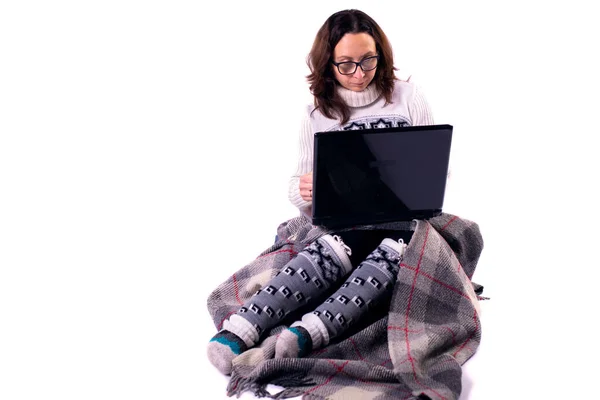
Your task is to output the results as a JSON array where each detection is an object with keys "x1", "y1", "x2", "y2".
[{"x1": 342, "y1": 117, "x2": 411, "y2": 131}]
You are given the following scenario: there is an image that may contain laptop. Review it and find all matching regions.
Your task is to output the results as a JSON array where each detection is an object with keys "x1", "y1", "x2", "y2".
[{"x1": 312, "y1": 124, "x2": 453, "y2": 228}]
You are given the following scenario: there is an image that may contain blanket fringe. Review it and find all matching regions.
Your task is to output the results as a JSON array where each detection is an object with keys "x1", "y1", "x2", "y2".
[
  {"x1": 269, "y1": 373, "x2": 313, "y2": 399},
  {"x1": 227, "y1": 375, "x2": 263, "y2": 398},
  {"x1": 227, "y1": 372, "x2": 312, "y2": 399},
  {"x1": 269, "y1": 372, "x2": 314, "y2": 388},
  {"x1": 270, "y1": 387, "x2": 308, "y2": 399}
]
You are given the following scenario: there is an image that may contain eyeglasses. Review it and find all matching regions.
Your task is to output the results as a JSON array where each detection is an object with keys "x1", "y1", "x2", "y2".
[{"x1": 332, "y1": 55, "x2": 380, "y2": 75}]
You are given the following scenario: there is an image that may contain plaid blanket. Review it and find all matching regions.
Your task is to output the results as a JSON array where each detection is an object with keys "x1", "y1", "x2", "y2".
[{"x1": 207, "y1": 213, "x2": 484, "y2": 400}]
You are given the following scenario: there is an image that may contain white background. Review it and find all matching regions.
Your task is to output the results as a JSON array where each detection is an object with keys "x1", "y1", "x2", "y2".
[{"x1": 1, "y1": 1, "x2": 599, "y2": 399}]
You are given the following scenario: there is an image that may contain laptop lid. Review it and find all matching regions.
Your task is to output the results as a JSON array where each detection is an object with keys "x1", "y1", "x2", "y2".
[{"x1": 312, "y1": 124, "x2": 453, "y2": 228}]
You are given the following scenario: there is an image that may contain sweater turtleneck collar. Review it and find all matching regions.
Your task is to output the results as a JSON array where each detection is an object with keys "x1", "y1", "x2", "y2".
[{"x1": 336, "y1": 83, "x2": 381, "y2": 108}]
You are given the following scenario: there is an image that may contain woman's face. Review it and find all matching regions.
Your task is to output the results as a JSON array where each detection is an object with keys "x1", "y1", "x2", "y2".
[{"x1": 332, "y1": 32, "x2": 378, "y2": 92}]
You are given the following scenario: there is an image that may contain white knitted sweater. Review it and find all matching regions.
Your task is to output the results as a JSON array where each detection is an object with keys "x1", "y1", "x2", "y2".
[{"x1": 288, "y1": 80, "x2": 435, "y2": 213}]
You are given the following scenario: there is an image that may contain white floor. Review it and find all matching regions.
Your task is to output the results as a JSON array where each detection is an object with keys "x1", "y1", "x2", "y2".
[{"x1": 2, "y1": 1, "x2": 599, "y2": 399}]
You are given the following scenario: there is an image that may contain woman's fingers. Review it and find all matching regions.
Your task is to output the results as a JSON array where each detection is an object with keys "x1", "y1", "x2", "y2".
[
  {"x1": 300, "y1": 187, "x2": 313, "y2": 201},
  {"x1": 299, "y1": 172, "x2": 313, "y2": 201},
  {"x1": 300, "y1": 172, "x2": 313, "y2": 184}
]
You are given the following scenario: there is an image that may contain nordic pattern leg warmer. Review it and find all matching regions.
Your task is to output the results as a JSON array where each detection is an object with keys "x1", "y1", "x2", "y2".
[
  {"x1": 207, "y1": 234, "x2": 353, "y2": 374},
  {"x1": 275, "y1": 238, "x2": 407, "y2": 358}
]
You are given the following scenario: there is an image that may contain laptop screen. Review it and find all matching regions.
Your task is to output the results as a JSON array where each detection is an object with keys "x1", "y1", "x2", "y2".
[{"x1": 312, "y1": 124, "x2": 453, "y2": 228}]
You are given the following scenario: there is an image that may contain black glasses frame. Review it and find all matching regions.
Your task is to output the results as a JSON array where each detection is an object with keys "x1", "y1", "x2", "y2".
[{"x1": 332, "y1": 55, "x2": 380, "y2": 75}]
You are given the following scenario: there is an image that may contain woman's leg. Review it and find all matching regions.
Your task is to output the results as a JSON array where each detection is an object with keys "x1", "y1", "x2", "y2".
[
  {"x1": 207, "y1": 234, "x2": 353, "y2": 374},
  {"x1": 275, "y1": 230, "x2": 412, "y2": 358}
]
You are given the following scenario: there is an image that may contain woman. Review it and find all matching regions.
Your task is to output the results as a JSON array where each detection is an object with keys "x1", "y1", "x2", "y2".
[
  {"x1": 289, "y1": 10, "x2": 433, "y2": 216},
  {"x1": 207, "y1": 9, "x2": 434, "y2": 375}
]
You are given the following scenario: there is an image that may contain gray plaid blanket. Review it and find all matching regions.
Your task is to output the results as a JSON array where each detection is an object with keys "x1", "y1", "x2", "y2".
[{"x1": 207, "y1": 213, "x2": 484, "y2": 400}]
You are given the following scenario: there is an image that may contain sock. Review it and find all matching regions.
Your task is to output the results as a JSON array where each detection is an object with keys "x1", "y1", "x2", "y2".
[
  {"x1": 275, "y1": 313, "x2": 324, "y2": 358},
  {"x1": 275, "y1": 238, "x2": 407, "y2": 358},
  {"x1": 275, "y1": 326, "x2": 313, "y2": 358},
  {"x1": 206, "y1": 329, "x2": 249, "y2": 375},
  {"x1": 207, "y1": 234, "x2": 352, "y2": 374}
]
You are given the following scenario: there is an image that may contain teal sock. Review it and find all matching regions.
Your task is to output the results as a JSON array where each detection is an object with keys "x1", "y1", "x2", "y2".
[
  {"x1": 207, "y1": 330, "x2": 248, "y2": 375},
  {"x1": 275, "y1": 326, "x2": 313, "y2": 358}
]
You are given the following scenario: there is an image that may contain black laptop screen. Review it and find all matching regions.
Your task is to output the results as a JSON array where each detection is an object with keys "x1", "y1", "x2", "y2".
[{"x1": 312, "y1": 125, "x2": 452, "y2": 228}]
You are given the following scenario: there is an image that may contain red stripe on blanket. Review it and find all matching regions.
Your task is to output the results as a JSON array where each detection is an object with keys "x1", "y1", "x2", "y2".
[
  {"x1": 400, "y1": 263, "x2": 471, "y2": 301},
  {"x1": 441, "y1": 215, "x2": 459, "y2": 231},
  {"x1": 230, "y1": 378, "x2": 239, "y2": 392},
  {"x1": 453, "y1": 311, "x2": 479, "y2": 358},
  {"x1": 393, "y1": 357, "x2": 415, "y2": 367},
  {"x1": 402, "y1": 226, "x2": 428, "y2": 378},
  {"x1": 327, "y1": 359, "x2": 349, "y2": 372},
  {"x1": 257, "y1": 248, "x2": 298, "y2": 258},
  {"x1": 443, "y1": 326, "x2": 458, "y2": 346},
  {"x1": 380, "y1": 358, "x2": 393, "y2": 367},
  {"x1": 389, "y1": 325, "x2": 460, "y2": 352},
  {"x1": 217, "y1": 311, "x2": 235, "y2": 330},
  {"x1": 403, "y1": 224, "x2": 447, "y2": 400},
  {"x1": 387, "y1": 326, "x2": 424, "y2": 334},
  {"x1": 304, "y1": 360, "x2": 349, "y2": 394},
  {"x1": 232, "y1": 274, "x2": 243, "y2": 305},
  {"x1": 347, "y1": 338, "x2": 365, "y2": 361}
]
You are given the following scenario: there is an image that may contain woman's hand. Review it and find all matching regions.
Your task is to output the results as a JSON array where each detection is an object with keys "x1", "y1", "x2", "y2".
[{"x1": 299, "y1": 172, "x2": 313, "y2": 202}]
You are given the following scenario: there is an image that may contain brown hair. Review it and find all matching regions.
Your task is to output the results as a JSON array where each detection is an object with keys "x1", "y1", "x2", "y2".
[{"x1": 307, "y1": 9, "x2": 397, "y2": 124}]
